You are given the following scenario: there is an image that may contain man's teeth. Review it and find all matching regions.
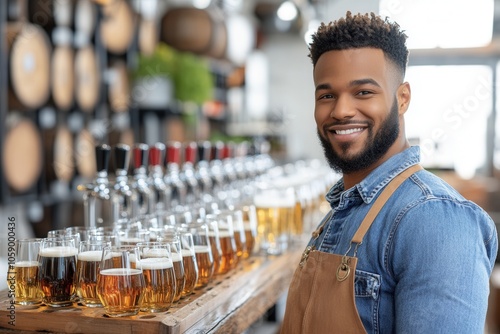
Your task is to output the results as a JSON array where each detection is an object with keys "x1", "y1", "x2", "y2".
[{"x1": 335, "y1": 128, "x2": 363, "y2": 135}]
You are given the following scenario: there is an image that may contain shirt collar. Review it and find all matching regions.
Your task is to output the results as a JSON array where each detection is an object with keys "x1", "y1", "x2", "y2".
[{"x1": 326, "y1": 146, "x2": 421, "y2": 206}]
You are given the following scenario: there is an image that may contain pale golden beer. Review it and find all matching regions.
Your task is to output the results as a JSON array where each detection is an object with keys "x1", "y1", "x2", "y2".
[
  {"x1": 38, "y1": 245, "x2": 78, "y2": 307},
  {"x1": 76, "y1": 250, "x2": 103, "y2": 307},
  {"x1": 10, "y1": 238, "x2": 43, "y2": 305},
  {"x1": 194, "y1": 245, "x2": 214, "y2": 288},
  {"x1": 181, "y1": 249, "x2": 198, "y2": 296},
  {"x1": 170, "y1": 252, "x2": 185, "y2": 302},
  {"x1": 292, "y1": 199, "x2": 304, "y2": 236},
  {"x1": 254, "y1": 186, "x2": 296, "y2": 255},
  {"x1": 218, "y1": 232, "x2": 237, "y2": 275},
  {"x1": 96, "y1": 268, "x2": 144, "y2": 317},
  {"x1": 10, "y1": 261, "x2": 42, "y2": 305},
  {"x1": 140, "y1": 258, "x2": 176, "y2": 312}
]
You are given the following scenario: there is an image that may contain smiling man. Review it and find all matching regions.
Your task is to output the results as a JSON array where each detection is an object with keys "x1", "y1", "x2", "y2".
[{"x1": 280, "y1": 12, "x2": 498, "y2": 334}]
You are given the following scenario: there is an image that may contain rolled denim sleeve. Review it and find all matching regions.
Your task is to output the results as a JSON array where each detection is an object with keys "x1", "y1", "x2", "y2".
[{"x1": 391, "y1": 198, "x2": 498, "y2": 333}]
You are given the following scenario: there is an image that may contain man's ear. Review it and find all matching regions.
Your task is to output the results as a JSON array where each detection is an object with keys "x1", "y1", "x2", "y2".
[{"x1": 397, "y1": 82, "x2": 411, "y2": 115}]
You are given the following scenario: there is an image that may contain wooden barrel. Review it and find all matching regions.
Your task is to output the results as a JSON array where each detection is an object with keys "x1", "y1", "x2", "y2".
[
  {"x1": 74, "y1": 46, "x2": 100, "y2": 112},
  {"x1": 2, "y1": 114, "x2": 43, "y2": 193},
  {"x1": 99, "y1": 0, "x2": 136, "y2": 54},
  {"x1": 51, "y1": 45, "x2": 75, "y2": 111},
  {"x1": 108, "y1": 61, "x2": 130, "y2": 113},
  {"x1": 6, "y1": 22, "x2": 51, "y2": 110},
  {"x1": 75, "y1": 128, "x2": 96, "y2": 179},
  {"x1": 160, "y1": 7, "x2": 227, "y2": 59},
  {"x1": 43, "y1": 124, "x2": 74, "y2": 185}
]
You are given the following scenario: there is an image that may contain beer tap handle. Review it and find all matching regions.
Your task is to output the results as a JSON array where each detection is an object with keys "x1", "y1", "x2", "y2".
[
  {"x1": 184, "y1": 142, "x2": 198, "y2": 165},
  {"x1": 149, "y1": 142, "x2": 166, "y2": 167},
  {"x1": 133, "y1": 143, "x2": 149, "y2": 170},
  {"x1": 95, "y1": 144, "x2": 111, "y2": 173},
  {"x1": 197, "y1": 140, "x2": 211, "y2": 163},
  {"x1": 166, "y1": 141, "x2": 182, "y2": 166},
  {"x1": 114, "y1": 144, "x2": 130, "y2": 171}
]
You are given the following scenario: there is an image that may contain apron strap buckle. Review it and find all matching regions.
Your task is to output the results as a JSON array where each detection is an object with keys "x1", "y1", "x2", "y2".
[
  {"x1": 299, "y1": 245, "x2": 315, "y2": 267},
  {"x1": 336, "y1": 255, "x2": 351, "y2": 281}
]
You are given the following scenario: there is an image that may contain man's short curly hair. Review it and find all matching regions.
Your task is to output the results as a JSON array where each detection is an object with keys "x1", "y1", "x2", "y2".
[{"x1": 309, "y1": 11, "x2": 409, "y2": 77}]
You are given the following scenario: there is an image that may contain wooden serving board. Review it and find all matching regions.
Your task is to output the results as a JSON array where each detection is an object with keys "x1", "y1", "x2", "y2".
[{"x1": 0, "y1": 249, "x2": 301, "y2": 334}]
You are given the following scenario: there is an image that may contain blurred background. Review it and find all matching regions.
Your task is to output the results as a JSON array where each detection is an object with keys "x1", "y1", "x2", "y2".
[{"x1": 2, "y1": 0, "x2": 500, "y2": 327}]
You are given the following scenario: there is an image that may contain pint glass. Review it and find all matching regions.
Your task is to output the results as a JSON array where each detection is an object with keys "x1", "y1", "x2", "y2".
[
  {"x1": 8, "y1": 239, "x2": 43, "y2": 305},
  {"x1": 97, "y1": 246, "x2": 145, "y2": 317},
  {"x1": 38, "y1": 237, "x2": 78, "y2": 307}
]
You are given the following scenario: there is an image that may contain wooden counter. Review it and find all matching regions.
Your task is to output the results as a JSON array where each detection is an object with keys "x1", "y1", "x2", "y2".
[{"x1": 0, "y1": 248, "x2": 302, "y2": 334}]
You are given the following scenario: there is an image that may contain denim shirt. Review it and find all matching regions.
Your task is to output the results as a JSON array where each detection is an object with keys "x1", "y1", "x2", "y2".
[{"x1": 311, "y1": 146, "x2": 498, "y2": 333}]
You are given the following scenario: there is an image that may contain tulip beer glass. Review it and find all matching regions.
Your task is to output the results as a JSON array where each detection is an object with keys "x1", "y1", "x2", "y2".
[
  {"x1": 8, "y1": 239, "x2": 43, "y2": 305},
  {"x1": 97, "y1": 246, "x2": 145, "y2": 317},
  {"x1": 38, "y1": 238, "x2": 78, "y2": 307}
]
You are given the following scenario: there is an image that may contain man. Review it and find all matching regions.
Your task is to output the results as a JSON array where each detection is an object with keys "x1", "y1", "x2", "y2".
[{"x1": 280, "y1": 12, "x2": 498, "y2": 333}]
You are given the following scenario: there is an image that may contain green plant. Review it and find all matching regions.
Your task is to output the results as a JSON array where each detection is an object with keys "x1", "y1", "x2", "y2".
[
  {"x1": 132, "y1": 43, "x2": 214, "y2": 105},
  {"x1": 173, "y1": 51, "x2": 213, "y2": 105},
  {"x1": 132, "y1": 43, "x2": 177, "y2": 79}
]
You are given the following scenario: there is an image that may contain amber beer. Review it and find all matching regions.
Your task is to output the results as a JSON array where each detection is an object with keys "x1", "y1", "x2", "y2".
[
  {"x1": 170, "y1": 252, "x2": 185, "y2": 302},
  {"x1": 11, "y1": 261, "x2": 41, "y2": 305},
  {"x1": 38, "y1": 246, "x2": 78, "y2": 307},
  {"x1": 208, "y1": 233, "x2": 222, "y2": 275},
  {"x1": 181, "y1": 249, "x2": 198, "y2": 296},
  {"x1": 140, "y1": 258, "x2": 176, "y2": 312},
  {"x1": 243, "y1": 225, "x2": 256, "y2": 258},
  {"x1": 194, "y1": 245, "x2": 214, "y2": 288},
  {"x1": 76, "y1": 250, "x2": 102, "y2": 307},
  {"x1": 218, "y1": 231, "x2": 237, "y2": 274},
  {"x1": 96, "y1": 268, "x2": 144, "y2": 316}
]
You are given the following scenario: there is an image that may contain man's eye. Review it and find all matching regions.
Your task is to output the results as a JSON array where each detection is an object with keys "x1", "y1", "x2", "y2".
[
  {"x1": 319, "y1": 94, "x2": 334, "y2": 100},
  {"x1": 357, "y1": 90, "x2": 373, "y2": 96}
]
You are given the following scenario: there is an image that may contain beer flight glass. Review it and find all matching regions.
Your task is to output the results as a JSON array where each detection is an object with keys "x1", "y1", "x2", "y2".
[
  {"x1": 38, "y1": 237, "x2": 78, "y2": 307},
  {"x1": 178, "y1": 232, "x2": 198, "y2": 297},
  {"x1": 96, "y1": 246, "x2": 145, "y2": 317},
  {"x1": 76, "y1": 241, "x2": 110, "y2": 307},
  {"x1": 182, "y1": 221, "x2": 214, "y2": 288},
  {"x1": 137, "y1": 242, "x2": 176, "y2": 312},
  {"x1": 9, "y1": 238, "x2": 43, "y2": 305},
  {"x1": 158, "y1": 232, "x2": 185, "y2": 302}
]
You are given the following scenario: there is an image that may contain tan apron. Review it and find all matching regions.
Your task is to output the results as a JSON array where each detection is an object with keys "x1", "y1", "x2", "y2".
[{"x1": 280, "y1": 164, "x2": 423, "y2": 334}]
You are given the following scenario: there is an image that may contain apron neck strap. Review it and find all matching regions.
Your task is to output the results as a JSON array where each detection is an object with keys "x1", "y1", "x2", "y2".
[{"x1": 351, "y1": 164, "x2": 423, "y2": 244}]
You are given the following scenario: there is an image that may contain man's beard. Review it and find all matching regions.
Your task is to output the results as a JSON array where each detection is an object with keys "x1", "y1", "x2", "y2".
[{"x1": 317, "y1": 97, "x2": 400, "y2": 174}]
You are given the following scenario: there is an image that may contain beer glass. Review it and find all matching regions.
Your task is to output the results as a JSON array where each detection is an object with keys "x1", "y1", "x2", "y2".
[
  {"x1": 66, "y1": 226, "x2": 98, "y2": 243},
  {"x1": 47, "y1": 230, "x2": 82, "y2": 248},
  {"x1": 137, "y1": 242, "x2": 176, "y2": 312},
  {"x1": 158, "y1": 233, "x2": 185, "y2": 302},
  {"x1": 183, "y1": 221, "x2": 214, "y2": 288},
  {"x1": 204, "y1": 217, "x2": 222, "y2": 275},
  {"x1": 178, "y1": 233, "x2": 198, "y2": 297},
  {"x1": 96, "y1": 246, "x2": 145, "y2": 317},
  {"x1": 241, "y1": 204, "x2": 258, "y2": 258},
  {"x1": 38, "y1": 237, "x2": 78, "y2": 307},
  {"x1": 206, "y1": 213, "x2": 237, "y2": 274},
  {"x1": 8, "y1": 238, "x2": 43, "y2": 305},
  {"x1": 76, "y1": 241, "x2": 109, "y2": 307},
  {"x1": 254, "y1": 184, "x2": 296, "y2": 255},
  {"x1": 220, "y1": 209, "x2": 247, "y2": 263}
]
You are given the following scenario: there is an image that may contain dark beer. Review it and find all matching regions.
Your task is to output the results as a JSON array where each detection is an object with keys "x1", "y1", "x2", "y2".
[{"x1": 38, "y1": 246, "x2": 78, "y2": 307}]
